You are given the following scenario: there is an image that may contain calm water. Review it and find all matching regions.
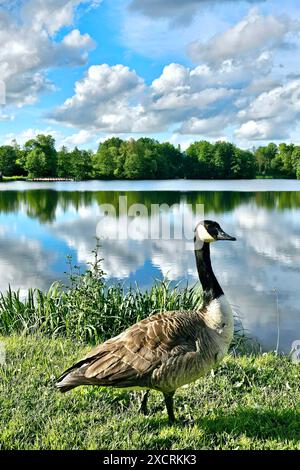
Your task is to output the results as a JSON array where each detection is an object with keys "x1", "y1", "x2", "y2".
[{"x1": 1, "y1": 179, "x2": 300, "y2": 352}]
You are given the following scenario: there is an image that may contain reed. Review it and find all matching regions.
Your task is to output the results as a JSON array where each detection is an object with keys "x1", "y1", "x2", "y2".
[{"x1": 0, "y1": 249, "x2": 203, "y2": 344}]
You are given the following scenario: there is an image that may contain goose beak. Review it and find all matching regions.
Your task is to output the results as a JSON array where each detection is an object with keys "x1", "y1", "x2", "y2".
[{"x1": 216, "y1": 229, "x2": 236, "y2": 241}]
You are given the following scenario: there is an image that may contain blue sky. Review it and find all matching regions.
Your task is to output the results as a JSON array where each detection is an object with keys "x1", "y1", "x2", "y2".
[{"x1": 1, "y1": 0, "x2": 300, "y2": 150}]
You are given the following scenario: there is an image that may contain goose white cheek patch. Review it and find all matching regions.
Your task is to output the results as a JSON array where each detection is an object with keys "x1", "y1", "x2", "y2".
[{"x1": 196, "y1": 224, "x2": 216, "y2": 243}]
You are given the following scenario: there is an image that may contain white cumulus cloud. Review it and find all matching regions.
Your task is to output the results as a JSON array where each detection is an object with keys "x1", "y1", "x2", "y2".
[
  {"x1": 187, "y1": 8, "x2": 299, "y2": 64},
  {"x1": 236, "y1": 80, "x2": 300, "y2": 140},
  {"x1": 49, "y1": 62, "x2": 236, "y2": 134},
  {"x1": 0, "y1": 0, "x2": 97, "y2": 107}
]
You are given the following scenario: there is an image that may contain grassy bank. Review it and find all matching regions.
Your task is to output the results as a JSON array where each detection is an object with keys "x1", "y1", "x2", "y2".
[
  {"x1": 2, "y1": 176, "x2": 28, "y2": 182},
  {"x1": 0, "y1": 253, "x2": 299, "y2": 450},
  {"x1": 1, "y1": 334, "x2": 299, "y2": 450}
]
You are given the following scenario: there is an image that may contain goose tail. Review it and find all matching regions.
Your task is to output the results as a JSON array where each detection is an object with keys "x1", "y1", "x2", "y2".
[
  {"x1": 56, "y1": 382, "x2": 77, "y2": 393},
  {"x1": 55, "y1": 370, "x2": 81, "y2": 393},
  {"x1": 55, "y1": 361, "x2": 92, "y2": 393}
]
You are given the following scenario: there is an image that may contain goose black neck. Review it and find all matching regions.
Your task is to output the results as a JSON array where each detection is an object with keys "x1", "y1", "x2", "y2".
[{"x1": 194, "y1": 242, "x2": 223, "y2": 299}]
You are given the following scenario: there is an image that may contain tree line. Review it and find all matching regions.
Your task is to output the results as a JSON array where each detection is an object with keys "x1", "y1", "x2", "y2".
[{"x1": 1, "y1": 135, "x2": 300, "y2": 180}]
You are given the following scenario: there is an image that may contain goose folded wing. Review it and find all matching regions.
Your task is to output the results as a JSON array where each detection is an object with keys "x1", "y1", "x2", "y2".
[{"x1": 63, "y1": 311, "x2": 200, "y2": 388}]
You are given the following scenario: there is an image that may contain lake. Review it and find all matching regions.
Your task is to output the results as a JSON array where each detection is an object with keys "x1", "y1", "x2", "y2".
[{"x1": 1, "y1": 179, "x2": 300, "y2": 353}]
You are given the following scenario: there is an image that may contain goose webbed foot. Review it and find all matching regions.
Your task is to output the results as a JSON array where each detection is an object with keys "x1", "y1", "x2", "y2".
[
  {"x1": 139, "y1": 390, "x2": 149, "y2": 415},
  {"x1": 164, "y1": 391, "x2": 176, "y2": 424}
]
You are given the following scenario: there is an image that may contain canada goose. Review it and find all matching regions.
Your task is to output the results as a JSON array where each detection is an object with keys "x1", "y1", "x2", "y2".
[{"x1": 56, "y1": 220, "x2": 236, "y2": 423}]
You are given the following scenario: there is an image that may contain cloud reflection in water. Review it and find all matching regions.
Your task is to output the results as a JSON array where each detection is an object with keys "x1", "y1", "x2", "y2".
[{"x1": 0, "y1": 187, "x2": 299, "y2": 352}]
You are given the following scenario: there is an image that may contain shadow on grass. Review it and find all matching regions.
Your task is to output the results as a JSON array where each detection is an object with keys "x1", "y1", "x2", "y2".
[
  {"x1": 57, "y1": 387, "x2": 300, "y2": 447},
  {"x1": 139, "y1": 407, "x2": 300, "y2": 443},
  {"x1": 197, "y1": 407, "x2": 300, "y2": 442}
]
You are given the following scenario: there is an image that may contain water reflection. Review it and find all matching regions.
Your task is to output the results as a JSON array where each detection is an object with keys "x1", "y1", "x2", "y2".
[
  {"x1": 1, "y1": 189, "x2": 300, "y2": 222},
  {"x1": 0, "y1": 184, "x2": 299, "y2": 352}
]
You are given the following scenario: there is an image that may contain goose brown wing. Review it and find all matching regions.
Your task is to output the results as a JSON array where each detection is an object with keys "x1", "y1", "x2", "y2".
[{"x1": 58, "y1": 311, "x2": 202, "y2": 389}]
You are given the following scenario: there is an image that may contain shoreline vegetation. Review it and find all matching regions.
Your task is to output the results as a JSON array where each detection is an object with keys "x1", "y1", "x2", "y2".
[
  {"x1": 0, "y1": 249, "x2": 249, "y2": 351},
  {"x1": 1, "y1": 252, "x2": 299, "y2": 450},
  {"x1": 1, "y1": 135, "x2": 300, "y2": 181}
]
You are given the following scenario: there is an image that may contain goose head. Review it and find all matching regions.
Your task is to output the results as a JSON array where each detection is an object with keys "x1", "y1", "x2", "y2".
[{"x1": 195, "y1": 220, "x2": 236, "y2": 246}]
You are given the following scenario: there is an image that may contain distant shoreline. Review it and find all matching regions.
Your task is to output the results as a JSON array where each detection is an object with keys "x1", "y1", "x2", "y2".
[
  {"x1": 28, "y1": 178, "x2": 74, "y2": 182},
  {"x1": 1, "y1": 175, "x2": 298, "y2": 182},
  {"x1": 1, "y1": 178, "x2": 300, "y2": 192}
]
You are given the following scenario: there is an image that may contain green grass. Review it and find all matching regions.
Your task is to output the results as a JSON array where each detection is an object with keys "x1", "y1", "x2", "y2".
[
  {"x1": 0, "y1": 251, "x2": 298, "y2": 449},
  {"x1": 2, "y1": 176, "x2": 28, "y2": 182},
  {"x1": 1, "y1": 334, "x2": 299, "y2": 450}
]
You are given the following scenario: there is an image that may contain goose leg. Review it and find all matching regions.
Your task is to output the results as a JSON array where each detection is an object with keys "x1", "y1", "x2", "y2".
[
  {"x1": 140, "y1": 390, "x2": 150, "y2": 415},
  {"x1": 164, "y1": 391, "x2": 175, "y2": 424}
]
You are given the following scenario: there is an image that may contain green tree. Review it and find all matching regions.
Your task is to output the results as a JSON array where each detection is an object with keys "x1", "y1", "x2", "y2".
[
  {"x1": 124, "y1": 151, "x2": 144, "y2": 179},
  {"x1": 12, "y1": 140, "x2": 27, "y2": 174},
  {"x1": 186, "y1": 141, "x2": 214, "y2": 178},
  {"x1": 255, "y1": 143, "x2": 277, "y2": 175},
  {"x1": 122, "y1": 139, "x2": 159, "y2": 179},
  {"x1": 213, "y1": 141, "x2": 235, "y2": 178},
  {"x1": 98, "y1": 137, "x2": 123, "y2": 152},
  {"x1": 25, "y1": 149, "x2": 47, "y2": 178},
  {"x1": 71, "y1": 148, "x2": 93, "y2": 180},
  {"x1": 143, "y1": 148, "x2": 159, "y2": 178},
  {"x1": 113, "y1": 147, "x2": 126, "y2": 179},
  {"x1": 157, "y1": 142, "x2": 183, "y2": 178},
  {"x1": 231, "y1": 148, "x2": 256, "y2": 179},
  {"x1": 57, "y1": 146, "x2": 73, "y2": 178},
  {"x1": 277, "y1": 143, "x2": 295, "y2": 177},
  {"x1": 292, "y1": 146, "x2": 300, "y2": 179},
  {"x1": 93, "y1": 145, "x2": 118, "y2": 179},
  {"x1": 93, "y1": 138, "x2": 125, "y2": 179},
  {"x1": 0, "y1": 145, "x2": 20, "y2": 176},
  {"x1": 24, "y1": 135, "x2": 57, "y2": 176}
]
